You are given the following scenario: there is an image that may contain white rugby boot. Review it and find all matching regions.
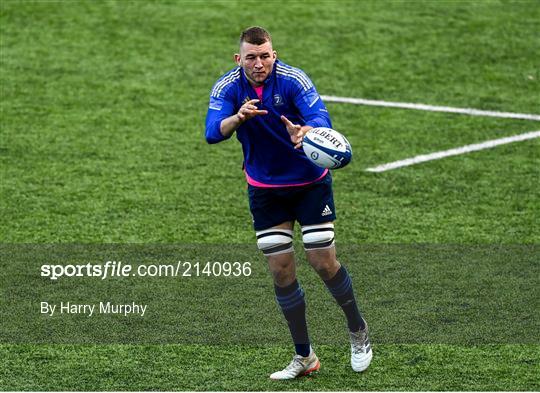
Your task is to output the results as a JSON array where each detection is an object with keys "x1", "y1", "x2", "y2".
[
  {"x1": 270, "y1": 349, "x2": 320, "y2": 380},
  {"x1": 349, "y1": 323, "x2": 373, "y2": 372}
]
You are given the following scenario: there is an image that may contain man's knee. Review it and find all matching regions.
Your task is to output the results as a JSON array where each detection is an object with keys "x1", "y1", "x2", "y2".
[
  {"x1": 268, "y1": 253, "x2": 296, "y2": 286},
  {"x1": 308, "y1": 250, "x2": 339, "y2": 279},
  {"x1": 256, "y1": 225, "x2": 296, "y2": 285},
  {"x1": 302, "y1": 223, "x2": 340, "y2": 279}
]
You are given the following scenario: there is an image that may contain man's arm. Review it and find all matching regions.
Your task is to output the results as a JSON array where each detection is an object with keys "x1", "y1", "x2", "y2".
[
  {"x1": 294, "y1": 85, "x2": 332, "y2": 131},
  {"x1": 206, "y1": 98, "x2": 267, "y2": 143},
  {"x1": 281, "y1": 115, "x2": 312, "y2": 149},
  {"x1": 280, "y1": 68, "x2": 332, "y2": 148},
  {"x1": 282, "y1": 92, "x2": 331, "y2": 148},
  {"x1": 219, "y1": 99, "x2": 268, "y2": 139}
]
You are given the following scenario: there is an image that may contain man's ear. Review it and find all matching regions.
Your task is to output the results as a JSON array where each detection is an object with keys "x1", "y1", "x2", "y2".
[
  {"x1": 234, "y1": 53, "x2": 241, "y2": 65},
  {"x1": 273, "y1": 50, "x2": 277, "y2": 60}
]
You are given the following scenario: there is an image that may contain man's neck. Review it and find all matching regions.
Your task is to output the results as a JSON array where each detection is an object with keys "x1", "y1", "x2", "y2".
[{"x1": 247, "y1": 77, "x2": 264, "y2": 88}]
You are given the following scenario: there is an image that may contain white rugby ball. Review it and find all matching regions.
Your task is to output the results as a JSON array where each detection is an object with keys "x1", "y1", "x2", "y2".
[{"x1": 302, "y1": 127, "x2": 353, "y2": 169}]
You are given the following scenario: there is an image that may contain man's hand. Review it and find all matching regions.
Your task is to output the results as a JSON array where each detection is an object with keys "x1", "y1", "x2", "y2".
[
  {"x1": 281, "y1": 115, "x2": 312, "y2": 149},
  {"x1": 220, "y1": 99, "x2": 267, "y2": 138},
  {"x1": 237, "y1": 99, "x2": 268, "y2": 122}
]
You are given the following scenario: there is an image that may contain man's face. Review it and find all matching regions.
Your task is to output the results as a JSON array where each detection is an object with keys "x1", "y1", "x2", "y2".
[{"x1": 235, "y1": 41, "x2": 277, "y2": 86}]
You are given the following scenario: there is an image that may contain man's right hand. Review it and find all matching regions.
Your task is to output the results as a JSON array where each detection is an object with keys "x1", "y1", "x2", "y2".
[
  {"x1": 236, "y1": 99, "x2": 268, "y2": 122},
  {"x1": 220, "y1": 99, "x2": 268, "y2": 138}
]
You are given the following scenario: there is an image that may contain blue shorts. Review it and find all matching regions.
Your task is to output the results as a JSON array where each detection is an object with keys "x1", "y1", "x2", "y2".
[{"x1": 248, "y1": 172, "x2": 336, "y2": 231}]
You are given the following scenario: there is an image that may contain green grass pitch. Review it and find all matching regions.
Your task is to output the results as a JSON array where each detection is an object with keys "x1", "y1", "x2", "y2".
[{"x1": 1, "y1": 0, "x2": 539, "y2": 391}]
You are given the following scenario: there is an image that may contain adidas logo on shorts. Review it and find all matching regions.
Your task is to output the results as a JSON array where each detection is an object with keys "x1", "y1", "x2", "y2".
[{"x1": 321, "y1": 205, "x2": 332, "y2": 216}]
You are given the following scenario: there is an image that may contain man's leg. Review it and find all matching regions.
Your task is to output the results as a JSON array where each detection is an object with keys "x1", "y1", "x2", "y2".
[
  {"x1": 256, "y1": 221, "x2": 320, "y2": 379},
  {"x1": 302, "y1": 222, "x2": 372, "y2": 372}
]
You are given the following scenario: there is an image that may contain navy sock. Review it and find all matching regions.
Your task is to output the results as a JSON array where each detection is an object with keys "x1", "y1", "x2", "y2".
[
  {"x1": 324, "y1": 265, "x2": 366, "y2": 332},
  {"x1": 275, "y1": 280, "x2": 310, "y2": 357}
]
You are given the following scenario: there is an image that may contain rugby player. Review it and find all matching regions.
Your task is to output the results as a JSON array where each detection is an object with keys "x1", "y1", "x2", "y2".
[{"x1": 205, "y1": 26, "x2": 372, "y2": 379}]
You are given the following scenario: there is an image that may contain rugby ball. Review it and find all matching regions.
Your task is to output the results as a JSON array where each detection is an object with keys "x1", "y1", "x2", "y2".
[{"x1": 302, "y1": 127, "x2": 352, "y2": 169}]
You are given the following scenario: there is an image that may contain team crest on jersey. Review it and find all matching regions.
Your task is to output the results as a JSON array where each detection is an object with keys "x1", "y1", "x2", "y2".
[{"x1": 273, "y1": 94, "x2": 284, "y2": 106}]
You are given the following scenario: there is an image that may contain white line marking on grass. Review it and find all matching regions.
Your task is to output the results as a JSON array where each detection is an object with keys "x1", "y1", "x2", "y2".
[
  {"x1": 366, "y1": 130, "x2": 540, "y2": 172},
  {"x1": 321, "y1": 95, "x2": 540, "y2": 121}
]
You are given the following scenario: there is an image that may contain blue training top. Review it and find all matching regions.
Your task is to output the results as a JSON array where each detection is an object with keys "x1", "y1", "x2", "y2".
[{"x1": 205, "y1": 60, "x2": 332, "y2": 187}]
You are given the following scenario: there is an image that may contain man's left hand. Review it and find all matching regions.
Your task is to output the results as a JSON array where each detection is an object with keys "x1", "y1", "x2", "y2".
[{"x1": 281, "y1": 116, "x2": 312, "y2": 149}]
